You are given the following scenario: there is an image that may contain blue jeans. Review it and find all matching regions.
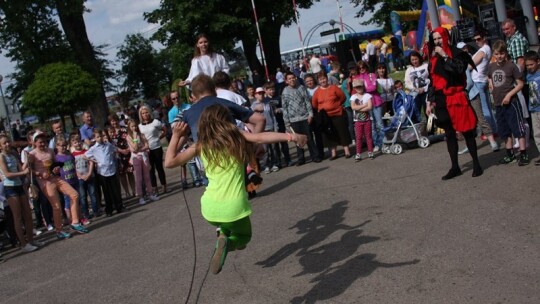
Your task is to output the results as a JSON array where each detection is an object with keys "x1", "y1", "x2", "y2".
[
  {"x1": 474, "y1": 81, "x2": 497, "y2": 133},
  {"x1": 78, "y1": 178, "x2": 97, "y2": 217},
  {"x1": 371, "y1": 106, "x2": 384, "y2": 148}
]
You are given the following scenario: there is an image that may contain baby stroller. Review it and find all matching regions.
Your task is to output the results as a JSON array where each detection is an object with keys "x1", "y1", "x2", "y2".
[{"x1": 381, "y1": 91, "x2": 430, "y2": 154}]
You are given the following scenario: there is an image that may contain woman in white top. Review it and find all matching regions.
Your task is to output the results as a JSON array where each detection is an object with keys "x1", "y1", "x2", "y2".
[
  {"x1": 178, "y1": 34, "x2": 229, "y2": 87},
  {"x1": 471, "y1": 30, "x2": 497, "y2": 132},
  {"x1": 138, "y1": 105, "x2": 168, "y2": 194},
  {"x1": 404, "y1": 51, "x2": 430, "y2": 122}
]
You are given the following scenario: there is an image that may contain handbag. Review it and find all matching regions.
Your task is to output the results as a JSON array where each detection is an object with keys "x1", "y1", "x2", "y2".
[{"x1": 28, "y1": 167, "x2": 39, "y2": 200}]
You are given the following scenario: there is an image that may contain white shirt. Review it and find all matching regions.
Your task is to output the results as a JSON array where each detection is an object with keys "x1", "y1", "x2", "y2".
[
  {"x1": 186, "y1": 53, "x2": 229, "y2": 82},
  {"x1": 471, "y1": 44, "x2": 491, "y2": 83},
  {"x1": 216, "y1": 88, "x2": 246, "y2": 106},
  {"x1": 380, "y1": 43, "x2": 388, "y2": 55},
  {"x1": 366, "y1": 42, "x2": 376, "y2": 56},
  {"x1": 309, "y1": 57, "x2": 322, "y2": 73},
  {"x1": 138, "y1": 119, "x2": 163, "y2": 150},
  {"x1": 350, "y1": 93, "x2": 373, "y2": 121},
  {"x1": 276, "y1": 71, "x2": 285, "y2": 83}
]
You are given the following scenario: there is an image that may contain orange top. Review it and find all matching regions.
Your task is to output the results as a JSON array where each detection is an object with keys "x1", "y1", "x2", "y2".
[{"x1": 311, "y1": 85, "x2": 346, "y2": 117}]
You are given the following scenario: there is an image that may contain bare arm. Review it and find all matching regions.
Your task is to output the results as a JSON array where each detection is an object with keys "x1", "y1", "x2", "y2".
[
  {"x1": 242, "y1": 131, "x2": 307, "y2": 147},
  {"x1": 0, "y1": 154, "x2": 28, "y2": 179},
  {"x1": 165, "y1": 122, "x2": 195, "y2": 168},
  {"x1": 248, "y1": 112, "x2": 265, "y2": 133}
]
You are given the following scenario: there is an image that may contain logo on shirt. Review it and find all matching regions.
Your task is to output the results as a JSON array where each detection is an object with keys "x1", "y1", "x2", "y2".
[{"x1": 491, "y1": 70, "x2": 507, "y2": 88}]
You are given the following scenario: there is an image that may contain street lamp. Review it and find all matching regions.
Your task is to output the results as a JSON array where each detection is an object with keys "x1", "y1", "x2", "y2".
[
  {"x1": 329, "y1": 19, "x2": 337, "y2": 43},
  {"x1": 0, "y1": 75, "x2": 11, "y2": 136}
]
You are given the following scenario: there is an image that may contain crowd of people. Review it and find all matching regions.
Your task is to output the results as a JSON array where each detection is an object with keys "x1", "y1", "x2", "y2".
[{"x1": 1, "y1": 19, "x2": 539, "y2": 274}]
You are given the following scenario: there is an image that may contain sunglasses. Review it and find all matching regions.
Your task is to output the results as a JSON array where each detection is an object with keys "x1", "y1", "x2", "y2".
[
  {"x1": 254, "y1": 110, "x2": 264, "y2": 113},
  {"x1": 171, "y1": 97, "x2": 178, "y2": 100},
  {"x1": 474, "y1": 37, "x2": 483, "y2": 42}
]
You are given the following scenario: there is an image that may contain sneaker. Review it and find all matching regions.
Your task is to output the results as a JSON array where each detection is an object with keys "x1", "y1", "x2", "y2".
[
  {"x1": 373, "y1": 146, "x2": 380, "y2": 153},
  {"x1": 194, "y1": 181, "x2": 202, "y2": 188},
  {"x1": 71, "y1": 224, "x2": 89, "y2": 234},
  {"x1": 248, "y1": 171, "x2": 263, "y2": 185},
  {"x1": 264, "y1": 167, "x2": 271, "y2": 174},
  {"x1": 80, "y1": 218, "x2": 90, "y2": 226},
  {"x1": 367, "y1": 152, "x2": 374, "y2": 159},
  {"x1": 490, "y1": 142, "x2": 500, "y2": 152},
  {"x1": 149, "y1": 194, "x2": 159, "y2": 202},
  {"x1": 139, "y1": 198, "x2": 146, "y2": 205},
  {"x1": 535, "y1": 159, "x2": 540, "y2": 166},
  {"x1": 56, "y1": 231, "x2": 71, "y2": 240},
  {"x1": 458, "y1": 147, "x2": 469, "y2": 155},
  {"x1": 498, "y1": 154, "x2": 516, "y2": 165},
  {"x1": 30, "y1": 240, "x2": 45, "y2": 247},
  {"x1": 182, "y1": 180, "x2": 189, "y2": 189},
  {"x1": 354, "y1": 154, "x2": 362, "y2": 162},
  {"x1": 518, "y1": 154, "x2": 530, "y2": 166},
  {"x1": 210, "y1": 233, "x2": 228, "y2": 274},
  {"x1": 47, "y1": 224, "x2": 54, "y2": 231},
  {"x1": 33, "y1": 228, "x2": 43, "y2": 236},
  {"x1": 271, "y1": 165, "x2": 280, "y2": 172},
  {"x1": 22, "y1": 243, "x2": 38, "y2": 253}
]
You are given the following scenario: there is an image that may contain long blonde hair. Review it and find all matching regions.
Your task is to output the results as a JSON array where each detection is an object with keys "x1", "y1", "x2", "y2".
[{"x1": 197, "y1": 104, "x2": 252, "y2": 170}]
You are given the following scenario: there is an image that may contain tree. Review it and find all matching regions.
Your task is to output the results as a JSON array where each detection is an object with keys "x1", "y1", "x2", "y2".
[
  {"x1": 350, "y1": 0, "x2": 423, "y2": 32},
  {"x1": 144, "y1": 0, "x2": 319, "y2": 79},
  {"x1": 0, "y1": 0, "x2": 73, "y2": 99},
  {"x1": 22, "y1": 63, "x2": 100, "y2": 121},
  {"x1": 0, "y1": 0, "x2": 111, "y2": 126},
  {"x1": 116, "y1": 34, "x2": 172, "y2": 100},
  {"x1": 54, "y1": 0, "x2": 109, "y2": 126}
]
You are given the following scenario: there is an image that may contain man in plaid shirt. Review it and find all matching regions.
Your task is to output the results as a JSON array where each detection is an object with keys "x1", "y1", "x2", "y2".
[{"x1": 502, "y1": 18, "x2": 530, "y2": 71}]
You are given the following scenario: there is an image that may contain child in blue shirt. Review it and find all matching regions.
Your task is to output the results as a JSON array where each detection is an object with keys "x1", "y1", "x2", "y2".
[
  {"x1": 85, "y1": 129, "x2": 123, "y2": 216},
  {"x1": 525, "y1": 51, "x2": 540, "y2": 166}
]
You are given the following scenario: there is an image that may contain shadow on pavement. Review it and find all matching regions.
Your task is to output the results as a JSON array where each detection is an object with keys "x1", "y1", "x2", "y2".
[
  {"x1": 290, "y1": 253, "x2": 420, "y2": 304},
  {"x1": 255, "y1": 201, "x2": 365, "y2": 268},
  {"x1": 256, "y1": 167, "x2": 329, "y2": 197}
]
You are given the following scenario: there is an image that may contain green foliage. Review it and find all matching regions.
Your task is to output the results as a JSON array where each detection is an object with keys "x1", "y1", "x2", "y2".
[
  {"x1": 116, "y1": 33, "x2": 172, "y2": 99},
  {"x1": 0, "y1": 0, "x2": 74, "y2": 99},
  {"x1": 351, "y1": 0, "x2": 423, "y2": 32},
  {"x1": 22, "y1": 62, "x2": 100, "y2": 120}
]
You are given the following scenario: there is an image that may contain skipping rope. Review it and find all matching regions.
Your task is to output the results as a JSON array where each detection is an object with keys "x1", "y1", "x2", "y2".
[{"x1": 180, "y1": 187, "x2": 211, "y2": 304}]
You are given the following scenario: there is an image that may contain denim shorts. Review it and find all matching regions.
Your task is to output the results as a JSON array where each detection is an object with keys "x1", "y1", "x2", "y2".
[{"x1": 4, "y1": 185, "x2": 25, "y2": 199}]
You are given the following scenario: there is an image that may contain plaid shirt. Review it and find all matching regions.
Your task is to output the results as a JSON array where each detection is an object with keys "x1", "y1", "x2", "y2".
[{"x1": 507, "y1": 31, "x2": 529, "y2": 63}]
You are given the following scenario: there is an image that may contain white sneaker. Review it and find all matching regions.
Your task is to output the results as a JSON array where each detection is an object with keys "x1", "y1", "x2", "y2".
[
  {"x1": 31, "y1": 240, "x2": 45, "y2": 247},
  {"x1": 354, "y1": 154, "x2": 362, "y2": 162},
  {"x1": 458, "y1": 147, "x2": 469, "y2": 155},
  {"x1": 138, "y1": 198, "x2": 146, "y2": 205},
  {"x1": 367, "y1": 152, "x2": 374, "y2": 159},
  {"x1": 373, "y1": 146, "x2": 380, "y2": 153},
  {"x1": 490, "y1": 142, "x2": 500, "y2": 152},
  {"x1": 22, "y1": 243, "x2": 38, "y2": 253},
  {"x1": 47, "y1": 224, "x2": 54, "y2": 231},
  {"x1": 149, "y1": 194, "x2": 159, "y2": 202},
  {"x1": 264, "y1": 167, "x2": 271, "y2": 174},
  {"x1": 33, "y1": 229, "x2": 43, "y2": 236},
  {"x1": 271, "y1": 165, "x2": 280, "y2": 172}
]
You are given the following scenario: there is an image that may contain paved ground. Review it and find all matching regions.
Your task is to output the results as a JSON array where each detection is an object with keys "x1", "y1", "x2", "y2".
[{"x1": 0, "y1": 139, "x2": 539, "y2": 304}]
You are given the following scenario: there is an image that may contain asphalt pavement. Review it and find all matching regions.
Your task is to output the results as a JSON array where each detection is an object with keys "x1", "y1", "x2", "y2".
[{"x1": 0, "y1": 139, "x2": 539, "y2": 304}]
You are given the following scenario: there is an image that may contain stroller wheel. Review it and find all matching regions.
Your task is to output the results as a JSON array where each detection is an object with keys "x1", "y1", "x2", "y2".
[
  {"x1": 382, "y1": 145, "x2": 391, "y2": 154},
  {"x1": 418, "y1": 136, "x2": 430, "y2": 148},
  {"x1": 391, "y1": 144, "x2": 403, "y2": 155}
]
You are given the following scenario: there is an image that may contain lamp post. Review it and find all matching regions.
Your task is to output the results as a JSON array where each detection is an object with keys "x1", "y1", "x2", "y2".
[
  {"x1": 0, "y1": 75, "x2": 11, "y2": 136},
  {"x1": 329, "y1": 19, "x2": 338, "y2": 43}
]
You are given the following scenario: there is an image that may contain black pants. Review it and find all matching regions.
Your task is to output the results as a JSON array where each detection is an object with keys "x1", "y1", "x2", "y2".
[
  {"x1": 148, "y1": 147, "x2": 167, "y2": 188},
  {"x1": 291, "y1": 120, "x2": 319, "y2": 162},
  {"x1": 97, "y1": 174, "x2": 123, "y2": 215}
]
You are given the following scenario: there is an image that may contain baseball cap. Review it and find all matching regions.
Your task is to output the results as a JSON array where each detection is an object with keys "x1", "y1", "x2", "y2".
[
  {"x1": 347, "y1": 61, "x2": 357, "y2": 70},
  {"x1": 352, "y1": 79, "x2": 365, "y2": 88},
  {"x1": 456, "y1": 42, "x2": 466, "y2": 49},
  {"x1": 255, "y1": 87, "x2": 265, "y2": 94}
]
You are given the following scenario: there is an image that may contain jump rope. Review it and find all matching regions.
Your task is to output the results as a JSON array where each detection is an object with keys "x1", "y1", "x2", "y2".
[{"x1": 176, "y1": 92, "x2": 300, "y2": 303}]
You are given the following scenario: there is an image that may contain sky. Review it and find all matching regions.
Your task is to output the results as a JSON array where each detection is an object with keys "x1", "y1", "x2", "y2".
[{"x1": 0, "y1": 0, "x2": 379, "y2": 90}]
